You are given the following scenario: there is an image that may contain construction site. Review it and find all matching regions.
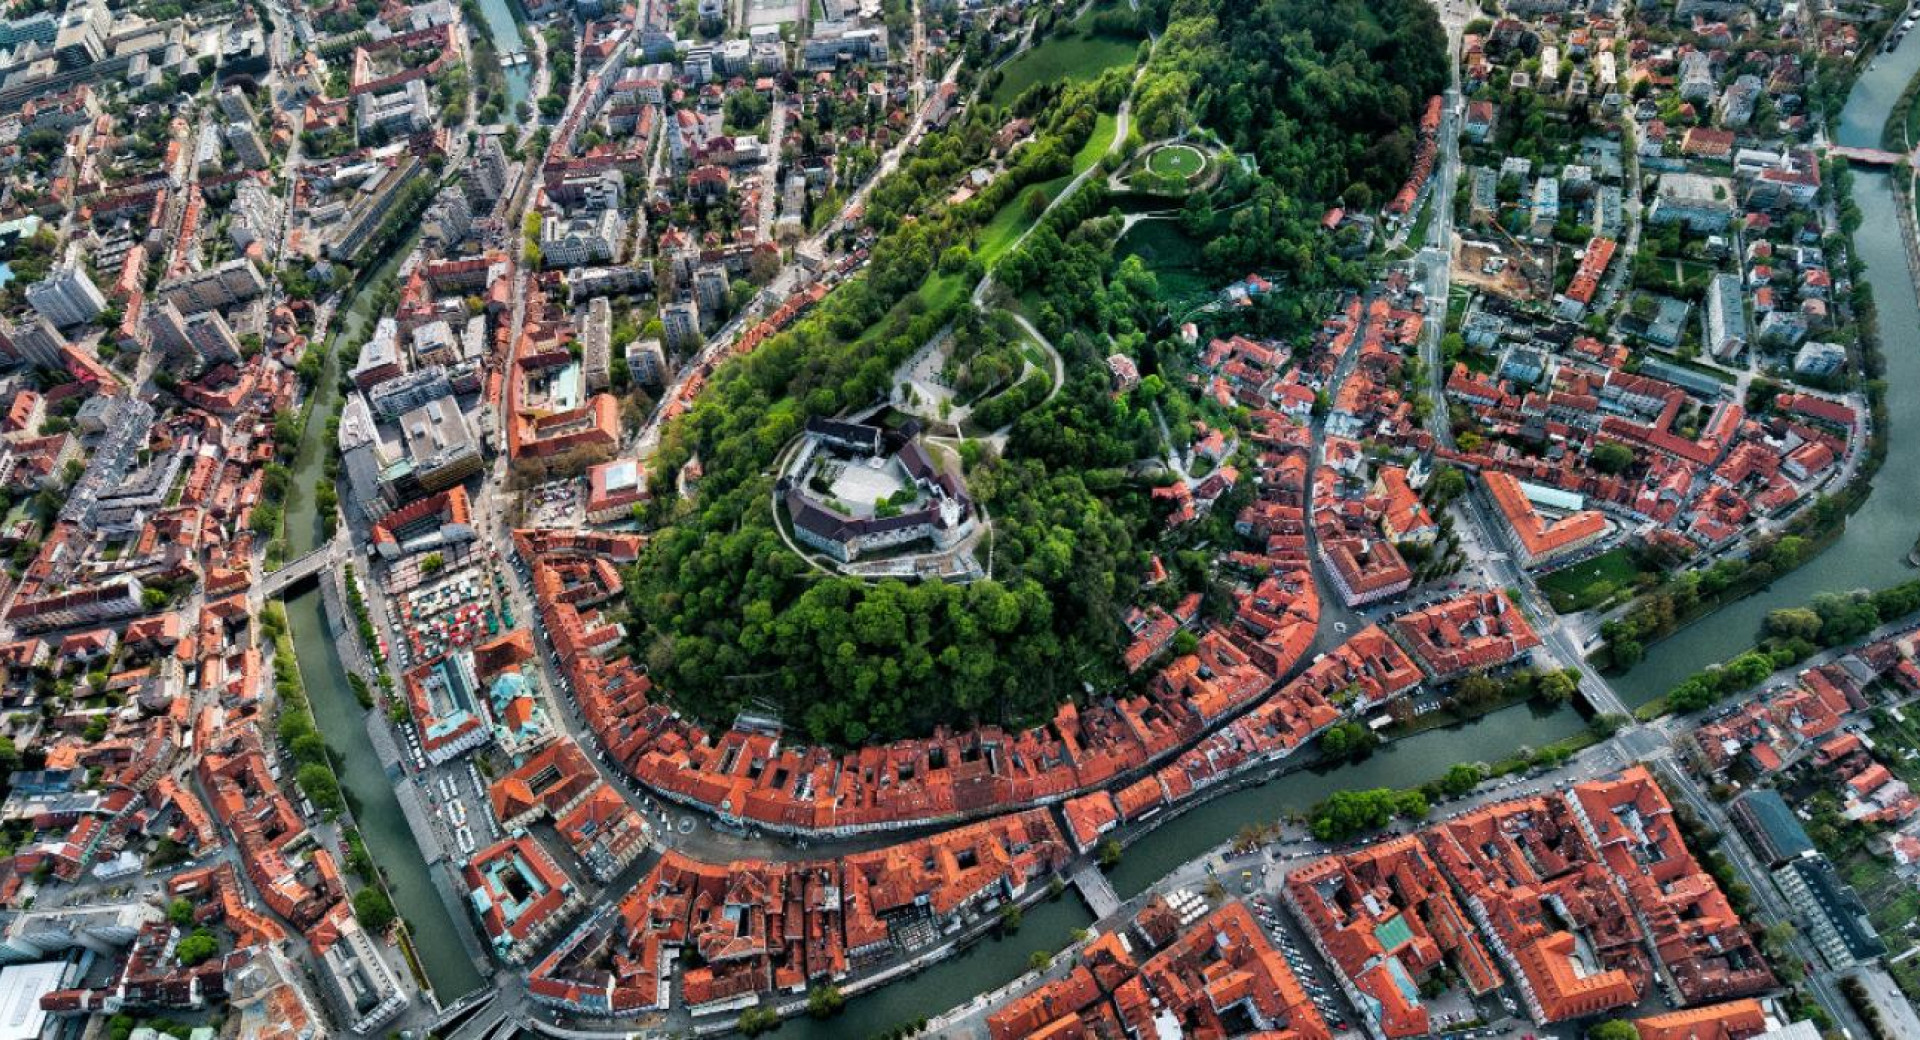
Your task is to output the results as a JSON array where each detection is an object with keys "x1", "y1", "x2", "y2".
[{"x1": 1451, "y1": 234, "x2": 1557, "y2": 301}]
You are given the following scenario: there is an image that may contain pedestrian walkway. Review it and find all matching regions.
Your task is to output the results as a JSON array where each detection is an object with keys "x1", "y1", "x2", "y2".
[{"x1": 1072, "y1": 863, "x2": 1122, "y2": 918}]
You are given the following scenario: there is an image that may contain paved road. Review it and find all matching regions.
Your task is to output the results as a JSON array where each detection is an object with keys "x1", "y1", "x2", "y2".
[{"x1": 1394, "y1": 12, "x2": 1871, "y2": 1025}]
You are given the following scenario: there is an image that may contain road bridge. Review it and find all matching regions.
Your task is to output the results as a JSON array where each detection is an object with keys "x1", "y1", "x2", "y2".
[
  {"x1": 446, "y1": 1003, "x2": 510, "y2": 1040},
  {"x1": 424, "y1": 989, "x2": 497, "y2": 1034},
  {"x1": 260, "y1": 546, "x2": 334, "y2": 599}
]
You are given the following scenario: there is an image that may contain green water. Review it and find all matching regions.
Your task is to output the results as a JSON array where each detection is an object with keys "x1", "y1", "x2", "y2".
[
  {"x1": 280, "y1": 243, "x2": 488, "y2": 1000},
  {"x1": 1613, "y1": 47, "x2": 1920, "y2": 705}
]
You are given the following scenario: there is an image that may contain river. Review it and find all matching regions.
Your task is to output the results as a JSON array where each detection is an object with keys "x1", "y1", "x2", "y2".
[
  {"x1": 779, "y1": 33, "x2": 1920, "y2": 1040},
  {"x1": 1612, "y1": 43, "x2": 1920, "y2": 705},
  {"x1": 475, "y1": 0, "x2": 533, "y2": 121},
  {"x1": 279, "y1": 245, "x2": 489, "y2": 1002},
  {"x1": 774, "y1": 700, "x2": 1583, "y2": 1040}
]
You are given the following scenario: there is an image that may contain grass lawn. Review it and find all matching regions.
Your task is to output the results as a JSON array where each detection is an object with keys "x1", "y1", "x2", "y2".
[
  {"x1": 919, "y1": 271, "x2": 968, "y2": 311},
  {"x1": 1405, "y1": 197, "x2": 1436, "y2": 251},
  {"x1": 1116, "y1": 218, "x2": 1212, "y2": 302},
  {"x1": 1072, "y1": 112, "x2": 1118, "y2": 177},
  {"x1": 975, "y1": 112, "x2": 1117, "y2": 270},
  {"x1": 1538, "y1": 546, "x2": 1647, "y2": 613},
  {"x1": 1446, "y1": 286, "x2": 1471, "y2": 331},
  {"x1": 1146, "y1": 143, "x2": 1205, "y2": 178},
  {"x1": 990, "y1": 32, "x2": 1138, "y2": 107}
]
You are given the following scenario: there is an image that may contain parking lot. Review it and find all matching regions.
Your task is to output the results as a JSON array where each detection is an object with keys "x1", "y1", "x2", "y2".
[
  {"x1": 1242, "y1": 888, "x2": 1359, "y2": 1036},
  {"x1": 525, "y1": 478, "x2": 583, "y2": 527}
]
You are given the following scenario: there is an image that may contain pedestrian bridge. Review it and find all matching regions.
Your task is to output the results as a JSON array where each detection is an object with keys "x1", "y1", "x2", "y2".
[
  {"x1": 260, "y1": 547, "x2": 334, "y2": 599},
  {"x1": 1071, "y1": 864, "x2": 1122, "y2": 919},
  {"x1": 1827, "y1": 144, "x2": 1915, "y2": 166}
]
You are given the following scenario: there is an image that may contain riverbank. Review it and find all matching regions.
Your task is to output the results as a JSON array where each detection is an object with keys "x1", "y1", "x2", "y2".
[
  {"x1": 763, "y1": 697, "x2": 1586, "y2": 1040},
  {"x1": 273, "y1": 232, "x2": 491, "y2": 1002},
  {"x1": 1607, "y1": 93, "x2": 1920, "y2": 703},
  {"x1": 1592, "y1": 155, "x2": 1888, "y2": 679}
]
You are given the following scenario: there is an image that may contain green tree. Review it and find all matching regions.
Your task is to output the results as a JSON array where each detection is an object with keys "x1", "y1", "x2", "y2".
[
  {"x1": 1438, "y1": 763, "x2": 1485, "y2": 797},
  {"x1": 1588, "y1": 1023, "x2": 1639, "y2": 1040},
  {"x1": 1589, "y1": 713, "x2": 1628, "y2": 738},
  {"x1": 1312, "y1": 788, "x2": 1425, "y2": 841},
  {"x1": 1590, "y1": 442, "x2": 1634, "y2": 474},
  {"x1": 1098, "y1": 839, "x2": 1123, "y2": 869},
  {"x1": 806, "y1": 984, "x2": 845, "y2": 1019},
  {"x1": 1764, "y1": 607, "x2": 1822, "y2": 642},
  {"x1": 1536, "y1": 669, "x2": 1579, "y2": 705},
  {"x1": 175, "y1": 928, "x2": 219, "y2": 966},
  {"x1": 295, "y1": 763, "x2": 343, "y2": 812},
  {"x1": 1320, "y1": 721, "x2": 1378, "y2": 760},
  {"x1": 736, "y1": 1007, "x2": 780, "y2": 1036},
  {"x1": 1453, "y1": 672, "x2": 1502, "y2": 706},
  {"x1": 353, "y1": 887, "x2": 396, "y2": 931}
]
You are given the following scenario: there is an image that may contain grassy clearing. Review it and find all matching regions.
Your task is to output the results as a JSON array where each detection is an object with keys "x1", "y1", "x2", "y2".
[
  {"x1": 919, "y1": 271, "x2": 968, "y2": 312},
  {"x1": 990, "y1": 32, "x2": 1138, "y2": 106},
  {"x1": 1147, "y1": 143, "x2": 1205, "y2": 177},
  {"x1": 1072, "y1": 112, "x2": 1119, "y2": 176},
  {"x1": 975, "y1": 112, "x2": 1118, "y2": 270},
  {"x1": 1538, "y1": 547, "x2": 1648, "y2": 613},
  {"x1": 1405, "y1": 196, "x2": 1437, "y2": 251},
  {"x1": 1116, "y1": 218, "x2": 1212, "y2": 301}
]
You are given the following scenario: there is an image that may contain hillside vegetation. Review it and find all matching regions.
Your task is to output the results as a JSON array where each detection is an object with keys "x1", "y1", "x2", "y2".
[{"x1": 627, "y1": 0, "x2": 1446, "y2": 746}]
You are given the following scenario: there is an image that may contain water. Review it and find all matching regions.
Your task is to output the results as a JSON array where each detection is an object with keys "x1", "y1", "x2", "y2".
[
  {"x1": 475, "y1": 0, "x2": 533, "y2": 120},
  {"x1": 281, "y1": 246, "x2": 489, "y2": 1000},
  {"x1": 1613, "y1": 44, "x2": 1920, "y2": 704},
  {"x1": 1099, "y1": 699, "x2": 1582, "y2": 898},
  {"x1": 778, "y1": 896, "x2": 1095, "y2": 1040},
  {"x1": 775, "y1": 699, "x2": 1583, "y2": 1039},
  {"x1": 768, "y1": 35, "x2": 1920, "y2": 1040}
]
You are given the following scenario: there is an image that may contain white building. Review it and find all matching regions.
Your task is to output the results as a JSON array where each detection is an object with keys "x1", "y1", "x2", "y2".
[
  {"x1": 661, "y1": 300, "x2": 701, "y2": 351},
  {"x1": 25, "y1": 263, "x2": 106, "y2": 329},
  {"x1": 1792, "y1": 341, "x2": 1847, "y2": 377},
  {"x1": 541, "y1": 208, "x2": 626, "y2": 267}
]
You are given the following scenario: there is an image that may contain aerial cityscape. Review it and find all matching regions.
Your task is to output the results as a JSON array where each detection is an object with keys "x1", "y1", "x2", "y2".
[{"x1": 1, "y1": 0, "x2": 1920, "y2": 1034}]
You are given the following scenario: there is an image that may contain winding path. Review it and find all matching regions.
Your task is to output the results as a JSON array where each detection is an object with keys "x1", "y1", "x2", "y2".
[{"x1": 952, "y1": 29, "x2": 1155, "y2": 437}]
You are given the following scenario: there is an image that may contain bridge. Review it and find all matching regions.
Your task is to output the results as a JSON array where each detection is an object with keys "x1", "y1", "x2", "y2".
[
  {"x1": 423, "y1": 986, "x2": 497, "y2": 1033},
  {"x1": 260, "y1": 546, "x2": 336, "y2": 599},
  {"x1": 446, "y1": 1001, "x2": 518, "y2": 1040},
  {"x1": 1071, "y1": 863, "x2": 1122, "y2": 919},
  {"x1": 1827, "y1": 144, "x2": 1916, "y2": 166}
]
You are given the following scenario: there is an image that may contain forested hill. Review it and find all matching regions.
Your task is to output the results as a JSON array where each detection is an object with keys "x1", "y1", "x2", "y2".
[
  {"x1": 625, "y1": 0, "x2": 1447, "y2": 748},
  {"x1": 1137, "y1": 0, "x2": 1448, "y2": 280}
]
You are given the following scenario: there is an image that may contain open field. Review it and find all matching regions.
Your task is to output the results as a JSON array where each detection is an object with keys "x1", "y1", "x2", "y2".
[
  {"x1": 990, "y1": 32, "x2": 1138, "y2": 106},
  {"x1": 1116, "y1": 218, "x2": 1212, "y2": 302},
  {"x1": 1538, "y1": 546, "x2": 1647, "y2": 613}
]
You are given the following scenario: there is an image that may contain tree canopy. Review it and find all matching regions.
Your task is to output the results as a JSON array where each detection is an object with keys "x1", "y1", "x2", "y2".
[
  {"x1": 626, "y1": 0, "x2": 1447, "y2": 746},
  {"x1": 1139, "y1": 0, "x2": 1446, "y2": 282}
]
